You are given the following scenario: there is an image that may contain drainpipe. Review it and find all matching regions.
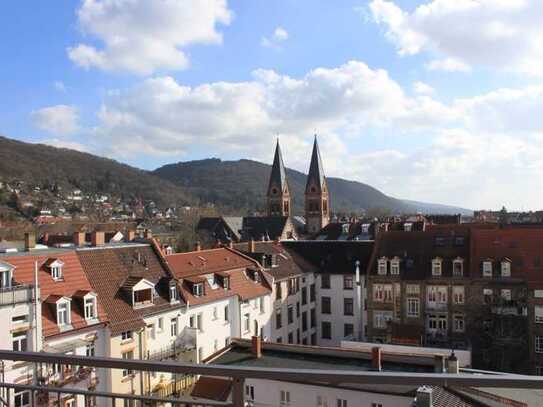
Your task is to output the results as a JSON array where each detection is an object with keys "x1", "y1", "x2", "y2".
[
  {"x1": 355, "y1": 260, "x2": 362, "y2": 341},
  {"x1": 33, "y1": 261, "x2": 40, "y2": 384},
  {"x1": 138, "y1": 329, "x2": 144, "y2": 397}
]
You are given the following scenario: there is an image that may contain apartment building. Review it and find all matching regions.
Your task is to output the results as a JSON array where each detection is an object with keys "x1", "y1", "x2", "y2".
[
  {"x1": 234, "y1": 240, "x2": 318, "y2": 345},
  {"x1": 4, "y1": 244, "x2": 108, "y2": 407},
  {"x1": 165, "y1": 247, "x2": 274, "y2": 356}
]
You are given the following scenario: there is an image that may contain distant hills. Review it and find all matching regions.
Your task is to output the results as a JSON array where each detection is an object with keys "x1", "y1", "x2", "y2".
[{"x1": 0, "y1": 135, "x2": 470, "y2": 216}]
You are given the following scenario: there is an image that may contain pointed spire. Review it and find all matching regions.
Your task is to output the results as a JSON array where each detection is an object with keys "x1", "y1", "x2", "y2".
[
  {"x1": 268, "y1": 139, "x2": 288, "y2": 194},
  {"x1": 306, "y1": 134, "x2": 326, "y2": 192}
]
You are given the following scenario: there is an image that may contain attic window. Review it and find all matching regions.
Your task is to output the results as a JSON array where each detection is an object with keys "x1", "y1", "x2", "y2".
[
  {"x1": 248, "y1": 270, "x2": 261, "y2": 283},
  {"x1": 193, "y1": 283, "x2": 204, "y2": 297},
  {"x1": 432, "y1": 258, "x2": 442, "y2": 276},
  {"x1": 390, "y1": 258, "x2": 400, "y2": 275},
  {"x1": 57, "y1": 300, "x2": 71, "y2": 327},
  {"x1": 46, "y1": 259, "x2": 65, "y2": 281},
  {"x1": 169, "y1": 282, "x2": 179, "y2": 303},
  {"x1": 133, "y1": 288, "x2": 153, "y2": 307},
  {"x1": 0, "y1": 261, "x2": 14, "y2": 289},
  {"x1": 84, "y1": 295, "x2": 97, "y2": 320},
  {"x1": 377, "y1": 257, "x2": 387, "y2": 275},
  {"x1": 453, "y1": 258, "x2": 464, "y2": 277},
  {"x1": 501, "y1": 260, "x2": 511, "y2": 277},
  {"x1": 215, "y1": 274, "x2": 230, "y2": 290},
  {"x1": 483, "y1": 261, "x2": 493, "y2": 277}
]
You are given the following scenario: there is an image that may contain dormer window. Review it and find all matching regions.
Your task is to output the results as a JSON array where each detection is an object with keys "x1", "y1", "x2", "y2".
[
  {"x1": 56, "y1": 299, "x2": 71, "y2": 327},
  {"x1": 501, "y1": 260, "x2": 511, "y2": 277},
  {"x1": 483, "y1": 261, "x2": 493, "y2": 277},
  {"x1": 45, "y1": 259, "x2": 65, "y2": 281},
  {"x1": 193, "y1": 283, "x2": 204, "y2": 297},
  {"x1": 404, "y1": 223, "x2": 413, "y2": 232},
  {"x1": 0, "y1": 261, "x2": 14, "y2": 289},
  {"x1": 453, "y1": 258, "x2": 464, "y2": 277},
  {"x1": 432, "y1": 258, "x2": 442, "y2": 276},
  {"x1": 247, "y1": 269, "x2": 261, "y2": 283},
  {"x1": 378, "y1": 257, "x2": 387, "y2": 275},
  {"x1": 169, "y1": 282, "x2": 179, "y2": 303},
  {"x1": 84, "y1": 294, "x2": 97, "y2": 320},
  {"x1": 124, "y1": 278, "x2": 155, "y2": 308},
  {"x1": 390, "y1": 257, "x2": 400, "y2": 275}
]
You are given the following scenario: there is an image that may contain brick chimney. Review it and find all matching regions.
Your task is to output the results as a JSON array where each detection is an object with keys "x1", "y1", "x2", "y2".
[
  {"x1": 416, "y1": 386, "x2": 433, "y2": 407},
  {"x1": 126, "y1": 230, "x2": 136, "y2": 242},
  {"x1": 446, "y1": 351, "x2": 459, "y2": 374},
  {"x1": 248, "y1": 238, "x2": 255, "y2": 253},
  {"x1": 251, "y1": 336, "x2": 262, "y2": 359},
  {"x1": 73, "y1": 232, "x2": 86, "y2": 247},
  {"x1": 434, "y1": 354, "x2": 445, "y2": 373},
  {"x1": 371, "y1": 347, "x2": 381, "y2": 371},
  {"x1": 91, "y1": 231, "x2": 105, "y2": 247},
  {"x1": 195, "y1": 241, "x2": 202, "y2": 252},
  {"x1": 24, "y1": 232, "x2": 35, "y2": 251}
]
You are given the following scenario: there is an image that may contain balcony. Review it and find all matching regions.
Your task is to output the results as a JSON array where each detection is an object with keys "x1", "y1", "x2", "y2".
[{"x1": 0, "y1": 284, "x2": 35, "y2": 306}]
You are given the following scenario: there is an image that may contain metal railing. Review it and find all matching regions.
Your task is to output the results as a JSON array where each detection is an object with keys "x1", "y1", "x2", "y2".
[
  {"x1": 0, "y1": 350, "x2": 542, "y2": 406},
  {"x1": 0, "y1": 284, "x2": 34, "y2": 306}
]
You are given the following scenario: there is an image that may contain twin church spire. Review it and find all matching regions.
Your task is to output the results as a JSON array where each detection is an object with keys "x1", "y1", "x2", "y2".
[{"x1": 266, "y1": 136, "x2": 330, "y2": 233}]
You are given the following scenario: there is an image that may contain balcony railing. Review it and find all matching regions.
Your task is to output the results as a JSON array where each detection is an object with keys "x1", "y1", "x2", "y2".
[
  {"x1": 0, "y1": 350, "x2": 542, "y2": 407},
  {"x1": 0, "y1": 284, "x2": 35, "y2": 306}
]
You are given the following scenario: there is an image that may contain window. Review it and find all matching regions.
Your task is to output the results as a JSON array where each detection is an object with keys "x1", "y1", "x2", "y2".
[
  {"x1": 390, "y1": 258, "x2": 400, "y2": 275},
  {"x1": 373, "y1": 311, "x2": 392, "y2": 328},
  {"x1": 51, "y1": 266, "x2": 63, "y2": 280},
  {"x1": 535, "y1": 290, "x2": 543, "y2": 298},
  {"x1": 321, "y1": 297, "x2": 331, "y2": 314},
  {"x1": 57, "y1": 301, "x2": 70, "y2": 326},
  {"x1": 321, "y1": 321, "x2": 332, "y2": 339},
  {"x1": 343, "y1": 276, "x2": 354, "y2": 289},
  {"x1": 453, "y1": 314, "x2": 465, "y2": 332},
  {"x1": 133, "y1": 288, "x2": 153, "y2": 306},
  {"x1": 86, "y1": 343, "x2": 95, "y2": 357},
  {"x1": 344, "y1": 323, "x2": 354, "y2": 338},
  {"x1": 321, "y1": 275, "x2": 330, "y2": 289},
  {"x1": 406, "y1": 284, "x2": 420, "y2": 295},
  {"x1": 84, "y1": 296, "x2": 96, "y2": 320},
  {"x1": 484, "y1": 288, "x2": 493, "y2": 304},
  {"x1": 302, "y1": 286, "x2": 307, "y2": 305},
  {"x1": 170, "y1": 284, "x2": 179, "y2": 302},
  {"x1": 453, "y1": 286, "x2": 464, "y2": 304},
  {"x1": 276, "y1": 282, "x2": 282, "y2": 300},
  {"x1": 280, "y1": 390, "x2": 290, "y2": 406},
  {"x1": 501, "y1": 289, "x2": 512, "y2": 301},
  {"x1": 245, "y1": 385, "x2": 255, "y2": 401},
  {"x1": 377, "y1": 258, "x2": 387, "y2": 275},
  {"x1": 296, "y1": 302, "x2": 300, "y2": 317},
  {"x1": 407, "y1": 298, "x2": 419, "y2": 317},
  {"x1": 12, "y1": 314, "x2": 28, "y2": 324},
  {"x1": 121, "y1": 331, "x2": 132, "y2": 341},
  {"x1": 428, "y1": 314, "x2": 447, "y2": 331},
  {"x1": 344, "y1": 298, "x2": 354, "y2": 316},
  {"x1": 193, "y1": 283, "x2": 204, "y2": 296},
  {"x1": 243, "y1": 313, "x2": 250, "y2": 333},
  {"x1": 317, "y1": 396, "x2": 328, "y2": 407},
  {"x1": 536, "y1": 336, "x2": 543, "y2": 353},
  {"x1": 302, "y1": 311, "x2": 308, "y2": 331},
  {"x1": 453, "y1": 258, "x2": 464, "y2": 277},
  {"x1": 501, "y1": 261, "x2": 511, "y2": 277},
  {"x1": 276, "y1": 309, "x2": 282, "y2": 329},
  {"x1": 310, "y1": 284, "x2": 316, "y2": 302},
  {"x1": 432, "y1": 258, "x2": 442, "y2": 276},
  {"x1": 310, "y1": 308, "x2": 316, "y2": 328},
  {"x1": 483, "y1": 261, "x2": 493, "y2": 277},
  {"x1": 170, "y1": 317, "x2": 178, "y2": 337},
  {"x1": 337, "y1": 400, "x2": 347, "y2": 407},
  {"x1": 536, "y1": 366, "x2": 543, "y2": 376},
  {"x1": 12, "y1": 331, "x2": 27, "y2": 352},
  {"x1": 0, "y1": 267, "x2": 12, "y2": 289},
  {"x1": 14, "y1": 390, "x2": 30, "y2": 407},
  {"x1": 427, "y1": 286, "x2": 448, "y2": 304},
  {"x1": 288, "y1": 278, "x2": 299, "y2": 295},
  {"x1": 373, "y1": 284, "x2": 393, "y2": 303},
  {"x1": 288, "y1": 332, "x2": 293, "y2": 343},
  {"x1": 121, "y1": 351, "x2": 134, "y2": 377},
  {"x1": 535, "y1": 306, "x2": 543, "y2": 323},
  {"x1": 288, "y1": 306, "x2": 294, "y2": 324},
  {"x1": 224, "y1": 305, "x2": 230, "y2": 323},
  {"x1": 276, "y1": 337, "x2": 282, "y2": 343}
]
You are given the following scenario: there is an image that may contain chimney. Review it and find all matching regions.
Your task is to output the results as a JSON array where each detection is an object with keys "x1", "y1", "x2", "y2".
[
  {"x1": 144, "y1": 229, "x2": 152, "y2": 239},
  {"x1": 24, "y1": 232, "x2": 35, "y2": 251},
  {"x1": 126, "y1": 230, "x2": 136, "y2": 242},
  {"x1": 91, "y1": 231, "x2": 105, "y2": 247},
  {"x1": 371, "y1": 347, "x2": 382, "y2": 371},
  {"x1": 434, "y1": 354, "x2": 445, "y2": 373},
  {"x1": 195, "y1": 241, "x2": 202, "y2": 252},
  {"x1": 447, "y1": 351, "x2": 459, "y2": 374},
  {"x1": 228, "y1": 241, "x2": 234, "y2": 249},
  {"x1": 416, "y1": 386, "x2": 433, "y2": 407},
  {"x1": 73, "y1": 232, "x2": 86, "y2": 247},
  {"x1": 251, "y1": 336, "x2": 262, "y2": 359},
  {"x1": 248, "y1": 239, "x2": 255, "y2": 253}
]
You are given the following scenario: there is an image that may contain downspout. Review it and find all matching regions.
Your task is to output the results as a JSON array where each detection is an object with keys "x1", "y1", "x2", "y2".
[
  {"x1": 355, "y1": 260, "x2": 361, "y2": 341},
  {"x1": 33, "y1": 261, "x2": 40, "y2": 383},
  {"x1": 138, "y1": 329, "x2": 144, "y2": 397}
]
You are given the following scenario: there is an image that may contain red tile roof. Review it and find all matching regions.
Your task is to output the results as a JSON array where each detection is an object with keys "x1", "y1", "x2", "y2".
[
  {"x1": 166, "y1": 248, "x2": 256, "y2": 277},
  {"x1": 4, "y1": 251, "x2": 107, "y2": 337},
  {"x1": 191, "y1": 376, "x2": 232, "y2": 401}
]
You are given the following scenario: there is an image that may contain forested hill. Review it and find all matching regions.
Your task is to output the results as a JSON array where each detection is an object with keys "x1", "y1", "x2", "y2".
[{"x1": 153, "y1": 158, "x2": 471, "y2": 215}]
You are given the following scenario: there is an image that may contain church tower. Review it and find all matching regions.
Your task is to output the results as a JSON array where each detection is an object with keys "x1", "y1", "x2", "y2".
[
  {"x1": 305, "y1": 135, "x2": 330, "y2": 233},
  {"x1": 267, "y1": 140, "x2": 291, "y2": 217}
]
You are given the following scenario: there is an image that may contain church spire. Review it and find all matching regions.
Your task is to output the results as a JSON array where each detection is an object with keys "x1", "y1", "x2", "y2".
[
  {"x1": 305, "y1": 134, "x2": 330, "y2": 233},
  {"x1": 267, "y1": 139, "x2": 291, "y2": 217}
]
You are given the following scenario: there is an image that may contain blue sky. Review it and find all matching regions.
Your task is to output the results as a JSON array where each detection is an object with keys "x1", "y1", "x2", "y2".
[{"x1": 2, "y1": 0, "x2": 543, "y2": 210}]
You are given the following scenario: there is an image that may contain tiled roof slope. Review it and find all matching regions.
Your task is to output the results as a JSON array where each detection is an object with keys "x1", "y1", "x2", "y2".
[
  {"x1": 471, "y1": 228, "x2": 543, "y2": 283},
  {"x1": 5, "y1": 251, "x2": 107, "y2": 337},
  {"x1": 234, "y1": 241, "x2": 317, "y2": 280},
  {"x1": 166, "y1": 248, "x2": 271, "y2": 305},
  {"x1": 77, "y1": 244, "x2": 183, "y2": 336},
  {"x1": 191, "y1": 376, "x2": 232, "y2": 401}
]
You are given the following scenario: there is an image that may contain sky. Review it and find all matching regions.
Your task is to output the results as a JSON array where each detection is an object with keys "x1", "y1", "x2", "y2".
[{"x1": 2, "y1": 0, "x2": 543, "y2": 211}]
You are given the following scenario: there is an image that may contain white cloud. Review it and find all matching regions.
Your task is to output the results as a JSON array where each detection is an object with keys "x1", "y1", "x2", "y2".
[
  {"x1": 413, "y1": 81, "x2": 434, "y2": 95},
  {"x1": 426, "y1": 58, "x2": 471, "y2": 73},
  {"x1": 261, "y1": 26, "x2": 289, "y2": 49},
  {"x1": 54, "y1": 81, "x2": 67, "y2": 92},
  {"x1": 31, "y1": 105, "x2": 80, "y2": 136},
  {"x1": 68, "y1": 0, "x2": 232, "y2": 75},
  {"x1": 369, "y1": 0, "x2": 543, "y2": 75}
]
